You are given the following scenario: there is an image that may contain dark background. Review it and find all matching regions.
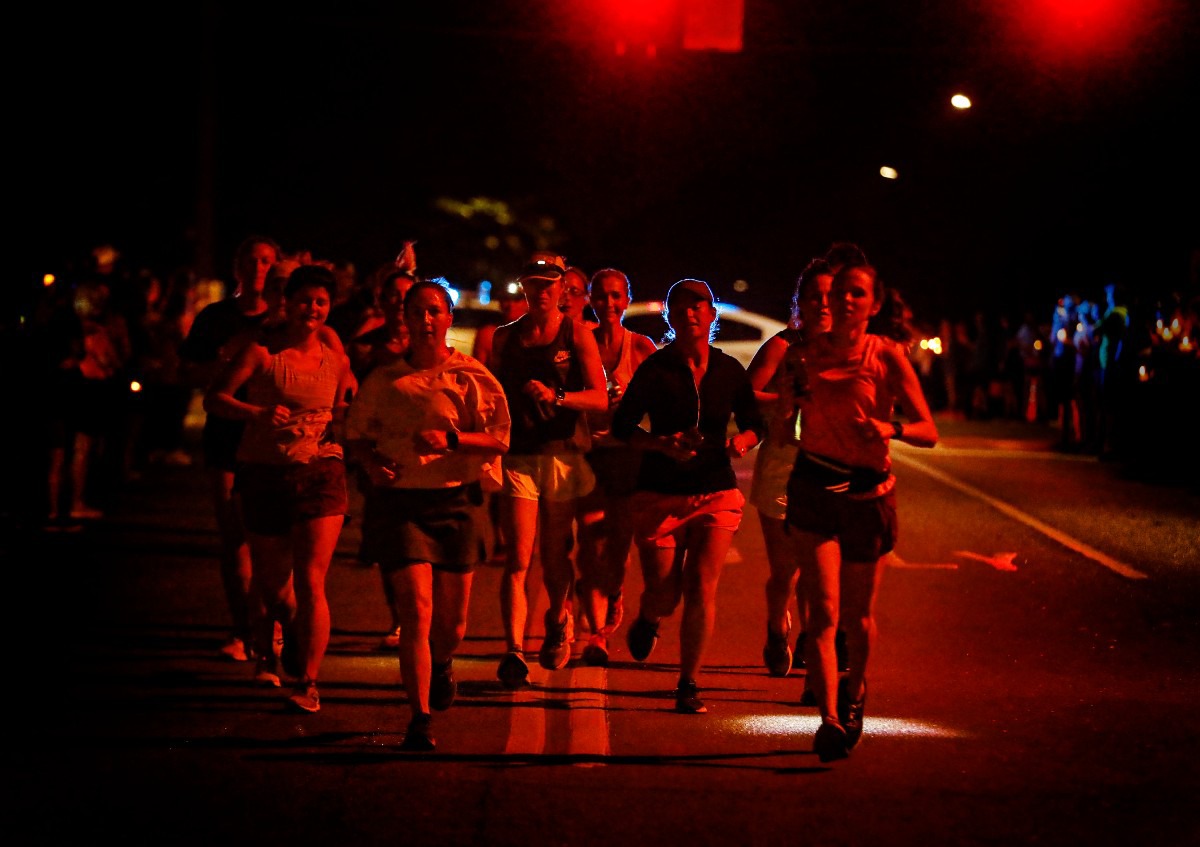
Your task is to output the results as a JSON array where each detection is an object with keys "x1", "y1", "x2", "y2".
[{"x1": 21, "y1": 1, "x2": 1200, "y2": 327}]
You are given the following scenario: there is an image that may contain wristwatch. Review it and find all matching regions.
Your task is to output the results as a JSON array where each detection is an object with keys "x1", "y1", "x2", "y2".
[
  {"x1": 445, "y1": 430, "x2": 460, "y2": 451},
  {"x1": 891, "y1": 420, "x2": 904, "y2": 440},
  {"x1": 555, "y1": 386, "x2": 567, "y2": 406}
]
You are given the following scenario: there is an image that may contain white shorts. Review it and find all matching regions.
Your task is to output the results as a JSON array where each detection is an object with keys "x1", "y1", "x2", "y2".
[
  {"x1": 749, "y1": 439, "x2": 798, "y2": 521},
  {"x1": 503, "y1": 453, "x2": 596, "y2": 502}
]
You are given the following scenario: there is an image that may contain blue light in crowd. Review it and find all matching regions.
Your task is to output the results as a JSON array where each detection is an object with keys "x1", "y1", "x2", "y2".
[{"x1": 479, "y1": 280, "x2": 492, "y2": 305}]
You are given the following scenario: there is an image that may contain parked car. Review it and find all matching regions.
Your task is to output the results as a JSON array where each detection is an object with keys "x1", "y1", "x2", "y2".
[
  {"x1": 444, "y1": 288, "x2": 788, "y2": 369},
  {"x1": 621, "y1": 300, "x2": 788, "y2": 369}
]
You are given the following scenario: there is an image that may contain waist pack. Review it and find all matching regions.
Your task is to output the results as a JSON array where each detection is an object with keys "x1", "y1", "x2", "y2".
[{"x1": 792, "y1": 450, "x2": 890, "y2": 494}]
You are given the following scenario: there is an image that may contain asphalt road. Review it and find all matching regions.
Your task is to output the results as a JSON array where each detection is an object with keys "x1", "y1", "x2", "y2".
[{"x1": 11, "y1": 413, "x2": 1200, "y2": 846}]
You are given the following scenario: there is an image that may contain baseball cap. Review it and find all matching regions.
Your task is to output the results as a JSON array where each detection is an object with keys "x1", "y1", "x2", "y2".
[
  {"x1": 666, "y1": 278, "x2": 715, "y2": 307},
  {"x1": 518, "y1": 252, "x2": 568, "y2": 284}
]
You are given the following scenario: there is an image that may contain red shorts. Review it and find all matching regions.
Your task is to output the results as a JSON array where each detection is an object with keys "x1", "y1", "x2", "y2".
[{"x1": 631, "y1": 488, "x2": 744, "y2": 549}]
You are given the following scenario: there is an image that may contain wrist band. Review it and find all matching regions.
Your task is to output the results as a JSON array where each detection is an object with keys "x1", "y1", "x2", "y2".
[
  {"x1": 891, "y1": 420, "x2": 904, "y2": 440},
  {"x1": 555, "y1": 386, "x2": 566, "y2": 406},
  {"x1": 445, "y1": 430, "x2": 459, "y2": 451}
]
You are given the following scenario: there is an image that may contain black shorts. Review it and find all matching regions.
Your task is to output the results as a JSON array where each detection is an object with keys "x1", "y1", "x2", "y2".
[
  {"x1": 363, "y1": 484, "x2": 484, "y2": 574},
  {"x1": 786, "y1": 473, "x2": 898, "y2": 563},
  {"x1": 237, "y1": 458, "x2": 348, "y2": 537}
]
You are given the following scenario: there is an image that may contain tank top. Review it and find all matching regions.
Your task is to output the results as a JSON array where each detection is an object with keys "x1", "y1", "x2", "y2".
[
  {"x1": 497, "y1": 315, "x2": 585, "y2": 455},
  {"x1": 797, "y1": 333, "x2": 898, "y2": 473},
  {"x1": 237, "y1": 342, "x2": 344, "y2": 465},
  {"x1": 586, "y1": 327, "x2": 638, "y2": 438}
]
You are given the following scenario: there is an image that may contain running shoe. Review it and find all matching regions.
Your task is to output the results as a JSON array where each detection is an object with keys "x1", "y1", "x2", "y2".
[
  {"x1": 254, "y1": 654, "x2": 281, "y2": 688},
  {"x1": 400, "y1": 713, "x2": 436, "y2": 752},
  {"x1": 430, "y1": 660, "x2": 457, "y2": 711},
  {"x1": 675, "y1": 678, "x2": 707, "y2": 714},
  {"x1": 538, "y1": 610, "x2": 574, "y2": 670},
  {"x1": 626, "y1": 615, "x2": 659, "y2": 662},
  {"x1": 378, "y1": 625, "x2": 402, "y2": 651},
  {"x1": 838, "y1": 677, "x2": 867, "y2": 751},
  {"x1": 762, "y1": 612, "x2": 793, "y2": 677},
  {"x1": 287, "y1": 680, "x2": 320, "y2": 714},
  {"x1": 497, "y1": 650, "x2": 530, "y2": 690},
  {"x1": 581, "y1": 633, "x2": 609, "y2": 667},
  {"x1": 219, "y1": 637, "x2": 249, "y2": 663},
  {"x1": 813, "y1": 719, "x2": 849, "y2": 763}
]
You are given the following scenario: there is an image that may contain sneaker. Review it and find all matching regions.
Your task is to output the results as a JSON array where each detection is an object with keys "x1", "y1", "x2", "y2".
[
  {"x1": 813, "y1": 719, "x2": 849, "y2": 763},
  {"x1": 430, "y1": 660, "x2": 457, "y2": 711},
  {"x1": 538, "y1": 610, "x2": 573, "y2": 670},
  {"x1": 793, "y1": 631, "x2": 807, "y2": 670},
  {"x1": 763, "y1": 612, "x2": 793, "y2": 677},
  {"x1": 626, "y1": 615, "x2": 659, "y2": 662},
  {"x1": 581, "y1": 633, "x2": 609, "y2": 667},
  {"x1": 287, "y1": 680, "x2": 321, "y2": 713},
  {"x1": 838, "y1": 677, "x2": 867, "y2": 751},
  {"x1": 497, "y1": 650, "x2": 530, "y2": 690},
  {"x1": 835, "y1": 629, "x2": 850, "y2": 673},
  {"x1": 400, "y1": 713, "x2": 436, "y2": 752},
  {"x1": 219, "y1": 637, "x2": 249, "y2": 663},
  {"x1": 254, "y1": 655, "x2": 281, "y2": 688},
  {"x1": 675, "y1": 678, "x2": 707, "y2": 714},
  {"x1": 378, "y1": 625, "x2": 402, "y2": 651},
  {"x1": 605, "y1": 592, "x2": 625, "y2": 632}
]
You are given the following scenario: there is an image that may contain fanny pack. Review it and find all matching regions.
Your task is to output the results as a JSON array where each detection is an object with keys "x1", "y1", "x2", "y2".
[{"x1": 793, "y1": 450, "x2": 890, "y2": 494}]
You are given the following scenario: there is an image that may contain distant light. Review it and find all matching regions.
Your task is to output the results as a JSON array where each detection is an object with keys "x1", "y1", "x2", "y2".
[
  {"x1": 1033, "y1": 339, "x2": 1044, "y2": 351},
  {"x1": 43, "y1": 273, "x2": 55, "y2": 287},
  {"x1": 447, "y1": 288, "x2": 461, "y2": 306},
  {"x1": 130, "y1": 381, "x2": 142, "y2": 393},
  {"x1": 732, "y1": 279, "x2": 749, "y2": 293},
  {"x1": 1179, "y1": 335, "x2": 1193, "y2": 352},
  {"x1": 505, "y1": 282, "x2": 522, "y2": 296},
  {"x1": 1057, "y1": 328, "x2": 1068, "y2": 343},
  {"x1": 951, "y1": 93, "x2": 972, "y2": 110},
  {"x1": 920, "y1": 337, "x2": 943, "y2": 355},
  {"x1": 1138, "y1": 365, "x2": 1151, "y2": 382},
  {"x1": 880, "y1": 166, "x2": 899, "y2": 180}
]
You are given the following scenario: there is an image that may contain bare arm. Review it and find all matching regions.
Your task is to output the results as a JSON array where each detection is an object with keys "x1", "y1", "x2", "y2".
[
  {"x1": 872, "y1": 345, "x2": 938, "y2": 448},
  {"x1": 203, "y1": 343, "x2": 287, "y2": 425},
  {"x1": 745, "y1": 334, "x2": 789, "y2": 403}
]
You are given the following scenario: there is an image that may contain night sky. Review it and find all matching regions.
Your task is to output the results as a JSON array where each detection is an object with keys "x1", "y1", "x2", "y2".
[{"x1": 24, "y1": 1, "x2": 1200, "y2": 327}]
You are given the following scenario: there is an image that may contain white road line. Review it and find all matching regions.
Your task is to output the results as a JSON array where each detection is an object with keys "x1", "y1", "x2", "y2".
[
  {"x1": 893, "y1": 451, "x2": 1148, "y2": 580},
  {"x1": 504, "y1": 664, "x2": 547, "y2": 756},
  {"x1": 567, "y1": 666, "x2": 610, "y2": 764}
]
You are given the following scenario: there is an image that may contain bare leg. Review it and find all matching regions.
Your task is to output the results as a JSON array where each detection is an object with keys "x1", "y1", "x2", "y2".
[
  {"x1": 290, "y1": 514, "x2": 344, "y2": 682},
  {"x1": 636, "y1": 542, "x2": 685, "y2": 623},
  {"x1": 501, "y1": 495, "x2": 538, "y2": 652},
  {"x1": 839, "y1": 555, "x2": 888, "y2": 703},
  {"x1": 759, "y1": 510, "x2": 799, "y2": 637},
  {"x1": 678, "y1": 525, "x2": 735, "y2": 682},
  {"x1": 539, "y1": 498, "x2": 579, "y2": 626},
  {"x1": 432, "y1": 570, "x2": 474, "y2": 664},
  {"x1": 396, "y1": 563, "x2": 434, "y2": 716},
  {"x1": 798, "y1": 530, "x2": 842, "y2": 723},
  {"x1": 208, "y1": 469, "x2": 255, "y2": 646}
]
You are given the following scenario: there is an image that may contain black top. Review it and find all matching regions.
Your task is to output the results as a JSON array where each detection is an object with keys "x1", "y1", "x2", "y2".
[
  {"x1": 612, "y1": 345, "x2": 764, "y2": 495},
  {"x1": 496, "y1": 316, "x2": 585, "y2": 455}
]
